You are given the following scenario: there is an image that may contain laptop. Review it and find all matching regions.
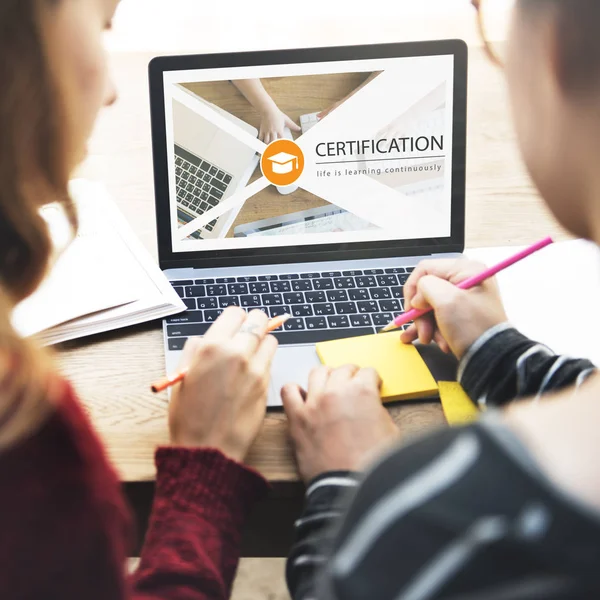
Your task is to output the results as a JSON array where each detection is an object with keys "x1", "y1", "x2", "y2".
[
  {"x1": 149, "y1": 41, "x2": 468, "y2": 407},
  {"x1": 172, "y1": 85, "x2": 260, "y2": 240}
]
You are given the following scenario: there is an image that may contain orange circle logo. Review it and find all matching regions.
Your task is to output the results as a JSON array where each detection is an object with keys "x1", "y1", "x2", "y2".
[{"x1": 261, "y1": 139, "x2": 304, "y2": 186}]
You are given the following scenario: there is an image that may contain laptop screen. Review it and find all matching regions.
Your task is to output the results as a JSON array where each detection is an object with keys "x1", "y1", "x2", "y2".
[{"x1": 155, "y1": 44, "x2": 465, "y2": 260}]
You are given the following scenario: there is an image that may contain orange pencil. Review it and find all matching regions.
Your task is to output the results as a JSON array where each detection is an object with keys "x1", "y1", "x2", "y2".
[{"x1": 151, "y1": 313, "x2": 291, "y2": 393}]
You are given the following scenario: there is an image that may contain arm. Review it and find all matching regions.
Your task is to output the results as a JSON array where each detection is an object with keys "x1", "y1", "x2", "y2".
[
  {"x1": 231, "y1": 79, "x2": 300, "y2": 143},
  {"x1": 287, "y1": 428, "x2": 473, "y2": 600},
  {"x1": 0, "y1": 378, "x2": 133, "y2": 600},
  {"x1": 130, "y1": 307, "x2": 278, "y2": 599},
  {"x1": 285, "y1": 331, "x2": 597, "y2": 598},
  {"x1": 401, "y1": 257, "x2": 596, "y2": 406},
  {"x1": 283, "y1": 260, "x2": 598, "y2": 598},
  {"x1": 286, "y1": 472, "x2": 359, "y2": 600},
  {"x1": 281, "y1": 365, "x2": 399, "y2": 600},
  {"x1": 458, "y1": 323, "x2": 596, "y2": 407},
  {"x1": 289, "y1": 419, "x2": 596, "y2": 600},
  {"x1": 130, "y1": 448, "x2": 267, "y2": 600},
  {"x1": 0, "y1": 308, "x2": 277, "y2": 600},
  {"x1": 231, "y1": 79, "x2": 277, "y2": 116}
]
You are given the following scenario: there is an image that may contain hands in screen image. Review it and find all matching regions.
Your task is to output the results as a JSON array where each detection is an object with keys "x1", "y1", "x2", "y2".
[
  {"x1": 169, "y1": 258, "x2": 507, "y2": 476},
  {"x1": 232, "y1": 78, "x2": 301, "y2": 144}
]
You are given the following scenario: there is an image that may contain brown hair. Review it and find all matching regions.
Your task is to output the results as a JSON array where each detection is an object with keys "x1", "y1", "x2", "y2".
[
  {"x1": 0, "y1": 0, "x2": 77, "y2": 445},
  {"x1": 521, "y1": 0, "x2": 600, "y2": 94},
  {"x1": 0, "y1": 0, "x2": 76, "y2": 302}
]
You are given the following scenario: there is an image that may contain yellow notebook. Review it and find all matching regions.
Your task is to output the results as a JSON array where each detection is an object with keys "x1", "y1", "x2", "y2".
[
  {"x1": 316, "y1": 332, "x2": 438, "y2": 403},
  {"x1": 438, "y1": 382, "x2": 480, "y2": 426}
]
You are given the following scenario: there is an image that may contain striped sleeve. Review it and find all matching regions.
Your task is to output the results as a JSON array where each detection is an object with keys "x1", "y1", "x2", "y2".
[
  {"x1": 458, "y1": 324, "x2": 596, "y2": 408},
  {"x1": 288, "y1": 423, "x2": 600, "y2": 600},
  {"x1": 286, "y1": 326, "x2": 598, "y2": 599},
  {"x1": 287, "y1": 472, "x2": 360, "y2": 600}
]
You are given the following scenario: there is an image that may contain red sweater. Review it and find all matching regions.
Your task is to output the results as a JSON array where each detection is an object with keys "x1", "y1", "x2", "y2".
[{"x1": 0, "y1": 379, "x2": 268, "y2": 599}]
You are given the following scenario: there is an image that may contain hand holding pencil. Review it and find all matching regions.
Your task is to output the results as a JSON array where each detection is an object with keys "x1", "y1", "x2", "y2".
[
  {"x1": 152, "y1": 312, "x2": 289, "y2": 393},
  {"x1": 398, "y1": 238, "x2": 553, "y2": 359},
  {"x1": 163, "y1": 307, "x2": 284, "y2": 462},
  {"x1": 398, "y1": 259, "x2": 507, "y2": 358}
]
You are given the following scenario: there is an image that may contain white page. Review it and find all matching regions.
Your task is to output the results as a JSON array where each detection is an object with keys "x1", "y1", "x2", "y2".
[
  {"x1": 36, "y1": 180, "x2": 185, "y2": 345},
  {"x1": 12, "y1": 188, "x2": 143, "y2": 337},
  {"x1": 466, "y1": 239, "x2": 600, "y2": 366}
]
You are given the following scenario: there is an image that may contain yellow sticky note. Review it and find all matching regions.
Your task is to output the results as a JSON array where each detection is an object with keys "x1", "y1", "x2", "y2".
[
  {"x1": 438, "y1": 381, "x2": 480, "y2": 426},
  {"x1": 316, "y1": 333, "x2": 438, "y2": 403}
]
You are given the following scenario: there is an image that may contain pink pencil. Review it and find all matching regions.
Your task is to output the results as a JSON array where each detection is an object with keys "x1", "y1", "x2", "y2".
[{"x1": 380, "y1": 237, "x2": 554, "y2": 333}]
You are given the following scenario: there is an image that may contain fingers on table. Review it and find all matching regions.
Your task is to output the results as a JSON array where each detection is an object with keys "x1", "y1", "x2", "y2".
[{"x1": 286, "y1": 117, "x2": 301, "y2": 131}]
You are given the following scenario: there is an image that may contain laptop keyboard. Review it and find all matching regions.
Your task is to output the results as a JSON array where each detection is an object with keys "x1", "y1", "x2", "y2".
[
  {"x1": 175, "y1": 144, "x2": 233, "y2": 239},
  {"x1": 166, "y1": 267, "x2": 415, "y2": 350}
]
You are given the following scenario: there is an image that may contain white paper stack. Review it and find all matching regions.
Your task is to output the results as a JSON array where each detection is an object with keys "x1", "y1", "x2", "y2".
[{"x1": 12, "y1": 180, "x2": 186, "y2": 345}]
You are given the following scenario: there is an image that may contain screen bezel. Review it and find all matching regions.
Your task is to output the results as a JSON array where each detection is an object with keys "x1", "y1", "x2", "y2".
[{"x1": 149, "y1": 40, "x2": 468, "y2": 270}]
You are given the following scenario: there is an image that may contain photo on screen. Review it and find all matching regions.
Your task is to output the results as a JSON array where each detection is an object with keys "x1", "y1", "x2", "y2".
[{"x1": 163, "y1": 55, "x2": 454, "y2": 253}]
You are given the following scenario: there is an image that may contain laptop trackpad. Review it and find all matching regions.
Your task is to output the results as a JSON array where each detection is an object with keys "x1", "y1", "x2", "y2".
[{"x1": 268, "y1": 345, "x2": 321, "y2": 407}]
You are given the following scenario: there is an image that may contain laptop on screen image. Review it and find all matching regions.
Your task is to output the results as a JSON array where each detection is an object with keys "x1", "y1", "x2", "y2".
[
  {"x1": 149, "y1": 41, "x2": 468, "y2": 407},
  {"x1": 171, "y1": 85, "x2": 260, "y2": 240}
]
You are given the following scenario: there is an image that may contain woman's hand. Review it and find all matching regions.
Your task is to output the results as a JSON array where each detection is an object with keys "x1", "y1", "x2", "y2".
[
  {"x1": 230, "y1": 78, "x2": 300, "y2": 143},
  {"x1": 169, "y1": 307, "x2": 278, "y2": 462},
  {"x1": 400, "y1": 258, "x2": 508, "y2": 359},
  {"x1": 259, "y1": 105, "x2": 301, "y2": 144},
  {"x1": 282, "y1": 365, "x2": 398, "y2": 483}
]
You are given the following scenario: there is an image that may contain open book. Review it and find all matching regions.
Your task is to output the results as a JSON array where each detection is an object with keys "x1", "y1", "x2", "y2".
[{"x1": 12, "y1": 180, "x2": 186, "y2": 345}]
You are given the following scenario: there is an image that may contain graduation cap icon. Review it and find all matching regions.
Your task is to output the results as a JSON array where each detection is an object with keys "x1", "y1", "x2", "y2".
[{"x1": 267, "y1": 151, "x2": 300, "y2": 175}]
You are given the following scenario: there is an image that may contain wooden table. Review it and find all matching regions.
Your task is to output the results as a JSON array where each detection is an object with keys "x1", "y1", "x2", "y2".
[{"x1": 63, "y1": 46, "x2": 568, "y2": 555}]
